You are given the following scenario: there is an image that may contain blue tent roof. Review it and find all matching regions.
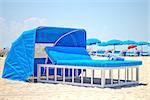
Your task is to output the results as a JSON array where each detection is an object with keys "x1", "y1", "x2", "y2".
[
  {"x1": 97, "y1": 42, "x2": 108, "y2": 46},
  {"x1": 106, "y1": 39, "x2": 122, "y2": 45},
  {"x1": 2, "y1": 27, "x2": 86, "y2": 81},
  {"x1": 86, "y1": 38, "x2": 101, "y2": 45},
  {"x1": 122, "y1": 40, "x2": 137, "y2": 45},
  {"x1": 136, "y1": 41, "x2": 149, "y2": 45}
]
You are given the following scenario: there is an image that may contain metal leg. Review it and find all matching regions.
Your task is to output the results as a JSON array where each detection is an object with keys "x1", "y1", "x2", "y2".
[
  {"x1": 136, "y1": 68, "x2": 139, "y2": 82},
  {"x1": 91, "y1": 69, "x2": 94, "y2": 84},
  {"x1": 125, "y1": 67, "x2": 127, "y2": 82},
  {"x1": 131, "y1": 68, "x2": 133, "y2": 80},
  {"x1": 101, "y1": 69, "x2": 102, "y2": 77},
  {"x1": 76, "y1": 69, "x2": 78, "y2": 77},
  {"x1": 81, "y1": 69, "x2": 84, "y2": 84},
  {"x1": 118, "y1": 69, "x2": 120, "y2": 84},
  {"x1": 93, "y1": 70, "x2": 94, "y2": 79},
  {"x1": 46, "y1": 67, "x2": 49, "y2": 81},
  {"x1": 127, "y1": 68, "x2": 129, "y2": 81},
  {"x1": 72, "y1": 68, "x2": 74, "y2": 83},
  {"x1": 63, "y1": 68, "x2": 65, "y2": 82},
  {"x1": 61, "y1": 68, "x2": 63, "y2": 76},
  {"x1": 109, "y1": 69, "x2": 111, "y2": 79},
  {"x1": 42, "y1": 67, "x2": 46, "y2": 76},
  {"x1": 101, "y1": 69, "x2": 105, "y2": 87},
  {"x1": 110, "y1": 69, "x2": 113, "y2": 84},
  {"x1": 84, "y1": 69, "x2": 87, "y2": 77},
  {"x1": 54, "y1": 67, "x2": 57, "y2": 81},
  {"x1": 68, "y1": 68, "x2": 70, "y2": 76},
  {"x1": 32, "y1": 74, "x2": 35, "y2": 83},
  {"x1": 37, "y1": 65, "x2": 41, "y2": 81}
]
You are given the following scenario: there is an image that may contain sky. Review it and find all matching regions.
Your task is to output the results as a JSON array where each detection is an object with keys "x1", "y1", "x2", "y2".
[{"x1": 0, "y1": 0, "x2": 149, "y2": 48}]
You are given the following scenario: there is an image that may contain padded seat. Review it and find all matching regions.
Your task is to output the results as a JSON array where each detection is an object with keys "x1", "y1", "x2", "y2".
[
  {"x1": 45, "y1": 46, "x2": 91, "y2": 64},
  {"x1": 45, "y1": 46, "x2": 142, "y2": 67},
  {"x1": 56, "y1": 60, "x2": 142, "y2": 67}
]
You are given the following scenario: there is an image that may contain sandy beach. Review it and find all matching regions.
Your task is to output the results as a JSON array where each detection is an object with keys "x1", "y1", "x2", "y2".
[{"x1": 0, "y1": 57, "x2": 150, "y2": 100}]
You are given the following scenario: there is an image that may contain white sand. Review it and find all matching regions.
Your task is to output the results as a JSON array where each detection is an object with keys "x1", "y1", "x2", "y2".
[{"x1": 0, "y1": 57, "x2": 150, "y2": 100}]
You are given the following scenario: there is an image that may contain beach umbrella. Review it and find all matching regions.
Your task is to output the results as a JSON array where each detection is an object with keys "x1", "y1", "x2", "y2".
[
  {"x1": 136, "y1": 41, "x2": 149, "y2": 45},
  {"x1": 122, "y1": 40, "x2": 137, "y2": 52},
  {"x1": 96, "y1": 42, "x2": 108, "y2": 53},
  {"x1": 86, "y1": 38, "x2": 101, "y2": 45},
  {"x1": 86, "y1": 38, "x2": 101, "y2": 53},
  {"x1": 136, "y1": 41, "x2": 150, "y2": 52},
  {"x1": 106, "y1": 39, "x2": 122, "y2": 51},
  {"x1": 128, "y1": 45, "x2": 137, "y2": 49},
  {"x1": 97, "y1": 42, "x2": 108, "y2": 46},
  {"x1": 122, "y1": 40, "x2": 137, "y2": 45}
]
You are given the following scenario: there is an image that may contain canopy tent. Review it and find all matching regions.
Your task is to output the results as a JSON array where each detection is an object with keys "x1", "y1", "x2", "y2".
[{"x1": 2, "y1": 27, "x2": 86, "y2": 81}]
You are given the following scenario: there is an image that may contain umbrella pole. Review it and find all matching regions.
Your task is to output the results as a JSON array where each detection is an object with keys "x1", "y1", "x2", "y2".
[
  {"x1": 114, "y1": 45, "x2": 115, "y2": 51},
  {"x1": 141, "y1": 45, "x2": 143, "y2": 52}
]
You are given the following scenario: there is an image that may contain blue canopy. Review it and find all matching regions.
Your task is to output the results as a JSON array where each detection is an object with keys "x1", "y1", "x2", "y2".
[
  {"x1": 136, "y1": 41, "x2": 149, "y2": 45},
  {"x1": 122, "y1": 40, "x2": 137, "y2": 45},
  {"x1": 86, "y1": 38, "x2": 101, "y2": 45},
  {"x1": 97, "y1": 42, "x2": 108, "y2": 46},
  {"x1": 2, "y1": 27, "x2": 86, "y2": 81}
]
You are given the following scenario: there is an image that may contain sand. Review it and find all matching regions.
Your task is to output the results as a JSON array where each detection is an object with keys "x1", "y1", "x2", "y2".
[{"x1": 0, "y1": 57, "x2": 150, "y2": 100}]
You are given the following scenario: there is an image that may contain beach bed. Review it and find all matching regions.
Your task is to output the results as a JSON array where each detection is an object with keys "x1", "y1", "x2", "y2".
[
  {"x1": 37, "y1": 46, "x2": 142, "y2": 88},
  {"x1": 2, "y1": 27, "x2": 142, "y2": 88}
]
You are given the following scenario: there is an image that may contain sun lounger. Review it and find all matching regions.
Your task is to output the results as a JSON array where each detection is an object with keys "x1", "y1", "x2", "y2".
[
  {"x1": 37, "y1": 46, "x2": 142, "y2": 88},
  {"x1": 126, "y1": 52, "x2": 140, "y2": 56},
  {"x1": 96, "y1": 50, "x2": 105, "y2": 56},
  {"x1": 140, "y1": 52, "x2": 149, "y2": 56},
  {"x1": 120, "y1": 51, "x2": 126, "y2": 56},
  {"x1": 114, "y1": 51, "x2": 120, "y2": 55}
]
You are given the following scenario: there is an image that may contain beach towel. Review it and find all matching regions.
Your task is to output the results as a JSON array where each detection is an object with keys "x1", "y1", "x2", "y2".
[{"x1": 106, "y1": 53, "x2": 124, "y2": 61}]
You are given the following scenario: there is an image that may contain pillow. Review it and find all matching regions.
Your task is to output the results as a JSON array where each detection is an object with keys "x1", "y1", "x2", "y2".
[
  {"x1": 45, "y1": 50, "x2": 91, "y2": 64},
  {"x1": 45, "y1": 46, "x2": 89, "y2": 55}
]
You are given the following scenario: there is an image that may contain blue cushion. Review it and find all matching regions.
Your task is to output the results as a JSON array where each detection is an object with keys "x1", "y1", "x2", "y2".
[
  {"x1": 97, "y1": 50, "x2": 105, "y2": 54},
  {"x1": 45, "y1": 46, "x2": 91, "y2": 64},
  {"x1": 114, "y1": 51, "x2": 120, "y2": 54},
  {"x1": 56, "y1": 60, "x2": 142, "y2": 67},
  {"x1": 45, "y1": 46, "x2": 89, "y2": 55}
]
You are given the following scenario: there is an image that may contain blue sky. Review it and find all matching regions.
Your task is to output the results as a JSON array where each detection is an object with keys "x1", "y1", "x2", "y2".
[{"x1": 0, "y1": 0, "x2": 149, "y2": 48}]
